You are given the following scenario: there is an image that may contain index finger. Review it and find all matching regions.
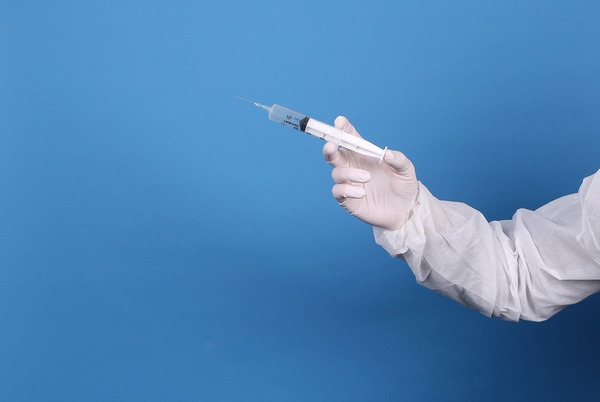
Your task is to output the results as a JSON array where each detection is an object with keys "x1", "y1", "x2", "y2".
[{"x1": 323, "y1": 141, "x2": 349, "y2": 168}]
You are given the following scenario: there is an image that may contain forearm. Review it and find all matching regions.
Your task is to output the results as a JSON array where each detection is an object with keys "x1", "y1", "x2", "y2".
[
  {"x1": 374, "y1": 174, "x2": 600, "y2": 322},
  {"x1": 374, "y1": 183, "x2": 512, "y2": 319}
]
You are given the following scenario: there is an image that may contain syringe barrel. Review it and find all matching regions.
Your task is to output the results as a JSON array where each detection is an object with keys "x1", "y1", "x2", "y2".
[
  {"x1": 265, "y1": 103, "x2": 386, "y2": 161},
  {"x1": 305, "y1": 118, "x2": 386, "y2": 161},
  {"x1": 268, "y1": 104, "x2": 310, "y2": 132}
]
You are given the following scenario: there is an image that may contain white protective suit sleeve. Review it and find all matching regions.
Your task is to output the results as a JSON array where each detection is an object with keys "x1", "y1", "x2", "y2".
[{"x1": 373, "y1": 170, "x2": 600, "y2": 322}]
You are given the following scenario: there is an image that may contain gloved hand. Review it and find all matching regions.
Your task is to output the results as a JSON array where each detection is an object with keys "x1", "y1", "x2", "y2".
[{"x1": 323, "y1": 116, "x2": 419, "y2": 231}]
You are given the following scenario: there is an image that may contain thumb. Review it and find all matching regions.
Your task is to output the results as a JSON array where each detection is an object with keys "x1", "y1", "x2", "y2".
[
  {"x1": 334, "y1": 115, "x2": 351, "y2": 130},
  {"x1": 334, "y1": 116, "x2": 362, "y2": 138},
  {"x1": 383, "y1": 150, "x2": 414, "y2": 176}
]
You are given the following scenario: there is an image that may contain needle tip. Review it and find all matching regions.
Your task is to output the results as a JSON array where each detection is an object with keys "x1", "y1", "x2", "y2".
[{"x1": 237, "y1": 97, "x2": 271, "y2": 112}]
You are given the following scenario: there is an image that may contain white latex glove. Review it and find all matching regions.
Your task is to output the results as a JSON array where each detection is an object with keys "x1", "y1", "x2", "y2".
[{"x1": 323, "y1": 116, "x2": 419, "y2": 231}]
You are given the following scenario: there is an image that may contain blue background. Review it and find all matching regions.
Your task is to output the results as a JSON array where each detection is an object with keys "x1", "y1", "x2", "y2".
[{"x1": 2, "y1": 1, "x2": 600, "y2": 401}]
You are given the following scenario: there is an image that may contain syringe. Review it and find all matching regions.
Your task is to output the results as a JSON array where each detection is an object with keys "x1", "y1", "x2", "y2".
[{"x1": 238, "y1": 98, "x2": 387, "y2": 161}]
